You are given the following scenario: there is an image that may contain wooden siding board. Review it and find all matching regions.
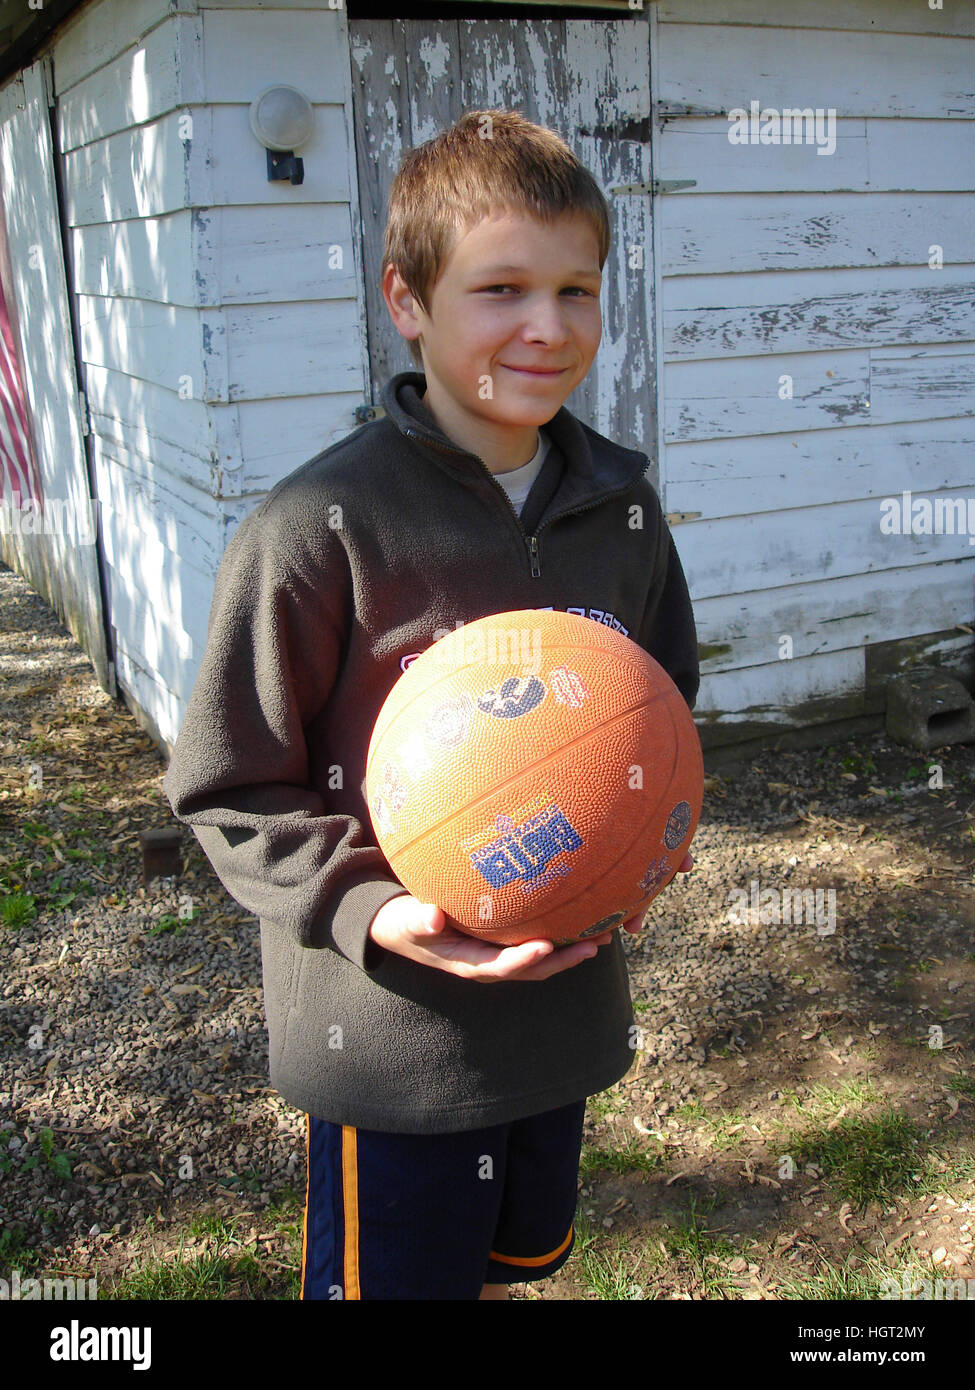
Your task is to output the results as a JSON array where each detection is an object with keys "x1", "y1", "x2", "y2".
[
  {"x1": 696, "y1": 648, "x2": 867, "y2": 728},
  {"x1": 664, "y1": 278, "x2": 975, "y2": 360},
  {"x1": 80, "y1": 293, "x2": 362, "y2": 403},
  {"x1": 222, "y1": 299, "x2": 363, "y2": 401},
  {"x1": 657, "y1": 24, "x2": 975, "y2": 118},
  {"x1": 658, "y1": 118, "x2": 973, "y2": 193},
  {"x1": 52, "y1": 0, "x2": 175, "y2": 94},
  {"x1": 209, "y1": 203, "x2": 358, "y2": 305},
  {"x1": 113, "y1": 633, "x2": 183, "y2": 753},
  {"x1": 84, "y1": 365, "x2": 215, "y2": 488},
  {"x1": 659, "y1": 192, "x2": 975, "y2": 276},
  {"x1": 62, "y1": 110, "x2": 192, "y2": 223},
  {"x1": 79, "y1": 294, "x2": 203, "y2": 394},
  {"x1": 656, "y1": 0, "x2": 975, "y2": 38},
  {"x1": 234, "y1": 393, "x2": 367, "y2": 494},
  {"x1": 867, "y1": 118, "x2": 975, "y2": 191},
  {"x1": 665, "y1": 346, "x2": 975, "y2": 444},
  {"x1": 71, "y1": 209, "x2": 197, "y2": 305},
  {"x1": 106, "y1": 570, "x2": 198, "y2": 698},
  {"x1": 92, "y1": 434, "x2": 225, "y2": 587},
  {"x1": 869, "y1": 350, "x2": 975, "y2": 426},
  {"x1": 676, "y1": 495, "x2": 975, "y2": 603},
  {"x1": 98, "y1": 502, "x2": 205, "y2": 666},
  {"x1": 200, "y1": 7, "x2": 346, "y2": 102},
  {"x1": 56, "y1": 17, "x2": 183, "y2": 152},
  {"x1": 665, "y1": 418, "x2": 975, "y2": 519},
  {"x1": 664, "y1": 349, "x2": 871, "y2": 442},
  {"x1": 693, "y1": 562, "x2": 975, "y2": 674}
]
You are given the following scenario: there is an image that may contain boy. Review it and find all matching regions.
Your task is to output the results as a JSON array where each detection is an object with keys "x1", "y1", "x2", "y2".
[{"x1": 163, "y1": 109, "x2": 699, "y2": 1301}]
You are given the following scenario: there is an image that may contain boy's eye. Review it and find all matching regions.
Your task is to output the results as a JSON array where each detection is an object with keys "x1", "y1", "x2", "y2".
[{"x1": 479, "y1": 285, "x2": 594, "y2": 296}]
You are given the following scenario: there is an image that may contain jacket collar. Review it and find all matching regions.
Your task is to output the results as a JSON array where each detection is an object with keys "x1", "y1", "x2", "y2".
[{"x1": 380, "y1": 371, "x2": 648, "y2": 514}]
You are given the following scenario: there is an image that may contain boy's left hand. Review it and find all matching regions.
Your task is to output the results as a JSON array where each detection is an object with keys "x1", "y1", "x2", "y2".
[{"x1": 621, "y1": 852, "x2": 694, "y2": 935}]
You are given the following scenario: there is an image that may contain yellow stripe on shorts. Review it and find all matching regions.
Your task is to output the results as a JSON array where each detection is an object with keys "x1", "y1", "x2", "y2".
[
  {"x1": 342, "y1": 1125, "x2": 361, "y2": 1300},
  {"x1": 489, "y1": 1223, "x2": 573, "y2": 1267}
]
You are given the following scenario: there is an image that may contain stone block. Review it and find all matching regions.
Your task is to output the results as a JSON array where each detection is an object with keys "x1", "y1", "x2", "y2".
[{"x1": 886, "y1": 669, "x2": 975, "y2": 752}]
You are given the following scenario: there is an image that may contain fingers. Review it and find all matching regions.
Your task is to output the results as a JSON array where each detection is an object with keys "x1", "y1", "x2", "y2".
[{"x1": 504, "y1": 938, "x2": 602, "y2": 982}]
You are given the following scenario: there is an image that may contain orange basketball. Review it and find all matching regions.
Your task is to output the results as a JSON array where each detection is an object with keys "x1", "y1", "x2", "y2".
[{"x1": 365, "y1": 609, "x2": 703, "y2": 947}]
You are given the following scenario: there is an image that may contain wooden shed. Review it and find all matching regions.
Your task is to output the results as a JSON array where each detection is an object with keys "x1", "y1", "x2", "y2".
[{"x1": 1, "y1": 0, "x2": 972, "y2": 761}]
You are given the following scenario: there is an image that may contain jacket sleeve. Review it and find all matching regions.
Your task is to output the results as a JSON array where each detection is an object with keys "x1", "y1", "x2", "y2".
[
  {"x1": 162, "y1": 492, "x2": 409, "y2": 971},
  {"x1": 637, "y1": 489, "x2": 700, "y2": 713}
]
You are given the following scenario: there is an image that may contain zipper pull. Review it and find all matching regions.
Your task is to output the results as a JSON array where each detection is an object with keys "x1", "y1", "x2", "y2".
[{"x1": 529, "y1": 535, "x2": 540, "y2": 577}]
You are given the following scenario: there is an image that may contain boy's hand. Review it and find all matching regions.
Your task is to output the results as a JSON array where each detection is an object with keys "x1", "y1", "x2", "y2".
[
  {"x1": 621, "y1": 852, "x2": 694, "y2": 934},
  {"x1": 368, "y1": 894, "x2": 616, "y2": 983}
]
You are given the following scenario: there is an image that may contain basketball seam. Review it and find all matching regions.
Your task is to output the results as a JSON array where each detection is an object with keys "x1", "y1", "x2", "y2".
[
  {"x1": 462, "y1": 724, "x2": 689, "y2": 937},
  {"x1": 367, "y1": 637, "x2": 664, "y2": 752},
  {"x1": 383, "y1": 688, "x2": 684, "y2": 876}
]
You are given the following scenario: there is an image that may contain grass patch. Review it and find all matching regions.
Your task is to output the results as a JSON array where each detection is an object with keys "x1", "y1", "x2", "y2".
[
  {"x1": 0, "y1": 1225, "x2": 41, "y2": 1274},
  {"x1": 579, "y1": 1134, "x2": 665, "y2": 1177},
  {"x1": 781, "y1": 1105, "x2": 927, "y2": 1211},
  {"x1": 104, "y1": 1206, "x2": 302, "y2": 1301},
  {"x1": 673, "y1": 1101, "x2": 749, "y2": 1149},
  {"x1": 774, "y1": 1245, "x2": 970, "y2": 1302},
  {"x1": 659, "y1": 1194, "x2": 739, "y2": 1298},
  {"x1": 776, "y1": 1079, "x2": 881, "y2": 1119},
  {"x1": 0, "y1": 890, "x2": 37, "y2": 927},
  {"x1": 571, "y1": 1214, "x2": 661, "y2": 1300}
]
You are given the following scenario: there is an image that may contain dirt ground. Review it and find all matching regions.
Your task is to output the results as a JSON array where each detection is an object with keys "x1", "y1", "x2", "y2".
[{"x1": 1, "y1": 560, "x2": 973, "y2": 1301}]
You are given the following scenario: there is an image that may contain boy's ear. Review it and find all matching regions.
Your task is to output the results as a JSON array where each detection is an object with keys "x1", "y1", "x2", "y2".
[{"x1": 382, "y1": 263, "x2": 424, "y2": 350}]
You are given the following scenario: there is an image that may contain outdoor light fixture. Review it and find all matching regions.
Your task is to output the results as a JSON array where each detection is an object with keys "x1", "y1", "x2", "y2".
[{"x1": 249, "y1": 85, "x2": 314, "y2": 185}]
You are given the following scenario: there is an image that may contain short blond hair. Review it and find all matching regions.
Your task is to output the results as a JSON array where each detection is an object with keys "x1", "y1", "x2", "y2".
[{"x1": 382, "y1": 108, "x2": 611, "y2": 369}]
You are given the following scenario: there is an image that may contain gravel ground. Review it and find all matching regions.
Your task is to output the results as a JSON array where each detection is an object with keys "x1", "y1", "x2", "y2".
[{"x1": 1, "y1": 558, "x2": 973, "y2": 1299}]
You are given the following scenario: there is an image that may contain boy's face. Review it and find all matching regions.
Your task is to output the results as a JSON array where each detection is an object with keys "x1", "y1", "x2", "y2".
[{"x1": 383, "y1": 209, "x2": 603, "y2": 469}]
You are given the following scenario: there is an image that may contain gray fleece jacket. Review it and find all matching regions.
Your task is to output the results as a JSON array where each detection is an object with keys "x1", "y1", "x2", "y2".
[{"x1": 162, "y1": 371, "x2": 699, "y2": 1133}]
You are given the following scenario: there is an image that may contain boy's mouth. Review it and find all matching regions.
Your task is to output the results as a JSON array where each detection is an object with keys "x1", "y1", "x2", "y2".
[{"x1": 502, "y1": 364, "x2": 568, "y2": 376}]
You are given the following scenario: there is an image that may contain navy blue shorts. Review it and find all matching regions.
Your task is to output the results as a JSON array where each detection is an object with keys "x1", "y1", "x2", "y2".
[{"x1": 300, "y1": 1098, "x2": 587, "y2": 1300}]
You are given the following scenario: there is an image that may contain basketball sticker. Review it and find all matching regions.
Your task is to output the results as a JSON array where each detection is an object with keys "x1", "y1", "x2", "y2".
[
  {"x1": 476, "y1": 674, "x2": 546, "y2": 720},
  {"x1": 550, "y1": 666, "x2": 589, "y2": 707},
  {"x1": 639, "y1": 856, "x2": 671, "y2": 894},
  {"x1": 378, "y1": 761, "x2": 408, "y2": 814},
  {"x1": 469, "y1": 799, "x2": 583, "y2": 889},
  {"x1": 578, "y1": 911, "x2": 624, "y2": 938},
  {"x1": 663, "y1": 800, "x2": 692, "y2": 850},
  {"x1": 372, "y1": 796, "x2": 394, "y2": 838},
  {"x1": 396, "y1": 730, "x2": 432, "y2": 782},
  {"x1": 425, "y1": 693, "x2": 474, "y2": 750}
]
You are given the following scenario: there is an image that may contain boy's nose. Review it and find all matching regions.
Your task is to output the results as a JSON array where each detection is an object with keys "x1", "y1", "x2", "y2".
[{"x1": 517, "y1": 297, "x2": 573, "y2": 343}]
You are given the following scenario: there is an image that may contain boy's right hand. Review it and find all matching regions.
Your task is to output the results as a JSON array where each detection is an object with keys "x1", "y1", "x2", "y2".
[{"x1": 368, "y1": 895, "x2": 615, "y2": 983}]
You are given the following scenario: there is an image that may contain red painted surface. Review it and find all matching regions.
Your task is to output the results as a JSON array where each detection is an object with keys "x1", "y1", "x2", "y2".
[{"x1": 0, "y1": 245, "x2": 42, "y2": 508}]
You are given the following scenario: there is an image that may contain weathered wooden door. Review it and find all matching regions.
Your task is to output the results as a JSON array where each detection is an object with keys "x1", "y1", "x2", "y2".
[{"x1": 349, "y1": 14, "x2": 657, "y2": 474}]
